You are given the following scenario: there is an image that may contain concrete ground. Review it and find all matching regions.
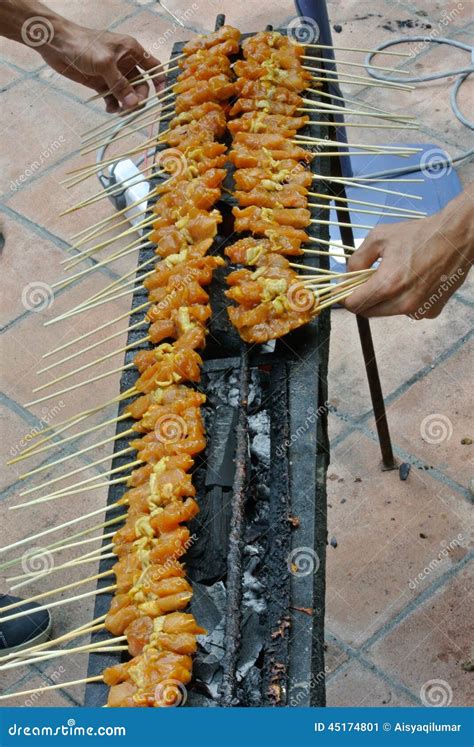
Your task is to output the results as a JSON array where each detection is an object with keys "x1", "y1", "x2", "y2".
[{"x1": 0, "y1": 0, "x2": 472, "y2": 708}]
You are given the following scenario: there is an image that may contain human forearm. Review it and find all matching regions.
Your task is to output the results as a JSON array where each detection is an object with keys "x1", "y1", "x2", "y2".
[
  {"x1": 343, "y1": 184, "x2": 474, "y2": 318},
  {"x1": 0, "y1": 0, "x2": 162, "y2": 111}
]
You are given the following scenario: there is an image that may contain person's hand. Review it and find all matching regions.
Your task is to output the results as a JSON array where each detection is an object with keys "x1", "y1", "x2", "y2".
[
  {"x1": 342, "y1": 188, "x2": 473, "y2": 319},
  {"x1": 39, "y1": 23, "x2": 163, "y2": 113}
]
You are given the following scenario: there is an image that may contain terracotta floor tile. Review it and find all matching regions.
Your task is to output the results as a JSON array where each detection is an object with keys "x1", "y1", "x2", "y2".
[
  {"x1": 368, "y1": 565, "x2": 473, "y2": 706},
  {"x1": 7, "y1": 163, "x2": 151, "y2": 266},
  {"x1": 399, "y1": 0, "x2": 474, "y2": 29},
  {"x1": 384, "y1": 342, "x2": 474, "y2": 488},
  {"x1": 326, "y1": 660, "x2": 415, "y2": 706},
  {"x1": 1, "y1": 670, "x2": 75, "y2": 707},
  {"x1": 0, "y1": 271, "x2": 134, "y2": 421},
  {"x1": 46, "y1": 0, "x2": 131, "y2": 28},
  {"x1": 325, "y1": 430, "x2": 471, "y2": 646},
  {"x1": 0, "y1": 62, "x2": 21, "y2": 89},
  {"x1": 328, "y1": 295, "x2": 472, "y2": 418},
  {"x1": 324, "y1": 639, "x2": 349, "y2": 676},
  {"x1": 0, "y1": 216, "x2": 67, "y2": 328},
  {"x1": 0, "y1": 39, "x2": 45, "y2": 72},
  {"x1": 0, "y1": 79, "x2": 105, "y2": 194}
]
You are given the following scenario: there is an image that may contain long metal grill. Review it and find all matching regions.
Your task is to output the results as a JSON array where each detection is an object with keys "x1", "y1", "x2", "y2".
[{"x1": 85, "y1": 15, "x2": 330, "y2": 708}]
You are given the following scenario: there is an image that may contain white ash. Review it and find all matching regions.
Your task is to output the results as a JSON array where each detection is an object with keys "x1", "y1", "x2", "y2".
[{"x1": 249, "y1": 410, "x2": 270, "y2": 468}]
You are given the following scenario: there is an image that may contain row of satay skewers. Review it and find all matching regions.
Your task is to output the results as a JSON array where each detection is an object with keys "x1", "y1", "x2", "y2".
[{"x1": 0, "y1": 25, "x2": 426, "y2": 706}]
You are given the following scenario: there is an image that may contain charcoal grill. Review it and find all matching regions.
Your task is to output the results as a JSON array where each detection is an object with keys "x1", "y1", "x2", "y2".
[{"x1": 85, "y1": 14, "x2": 395, "y2": 708}]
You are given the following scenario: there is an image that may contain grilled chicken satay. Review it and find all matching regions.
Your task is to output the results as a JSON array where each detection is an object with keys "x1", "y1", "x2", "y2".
[
  {"x1": 126, "y1": 612, "x2": 206, "y2": 658},
  {"x1": 229, "y1": 98, "x2": 310, "y2": 117},
  {"x1": 234, "y1": 79, "x2": 302, "y2": 105},
  {"x1": 228, "y1": 295, "x2": 316, "y2": 343},
  {"x1": 229, "y1": 147, "x2": 311, "y2": 169},
  {"x1": 234, "y1": 185, "x2": 308, "y2": 209},
  {"x1": 233, "y1": 206, "x2": 311, "y2": 231},
  {"x1": 227, "y1": 112, "x2": 309, "y2": 136},
  {"x1": 234, "y1": 165, "x2": 312, "y2": 191},
  {"x1": 225, "y1": 236, "x2": 304, "y2": 264},
  {"x1": 234, "y1": 60, "x2": 311, "y2": 92},
  {"x1": 226, "y1": 254, "x2": 300, "y2": 305},
  {"x1": 183, "y1": 24, "x2": 240, "y2": 55},
  {"x1": 175, "y1": 75, "x2": 236, "y2": 113}
]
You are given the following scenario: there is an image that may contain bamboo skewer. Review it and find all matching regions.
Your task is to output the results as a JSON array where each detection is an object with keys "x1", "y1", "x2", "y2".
[
  {"x1": 301, "y1": 97, "x2": 413, "y2": 122},
  {"x1": 10, "y1": 542, "x2": 115, "y2": 587},
  {"x1": 304, "y1": 63, "x2": 414, "y2": 90},
  {"x1": 0, "y1": 504, "x2": 124, "y2": 555},
  {"x1": 0, "y1": 640, "x2": 128, "y2": 671},
  {"x1": 63, "y1": 215, "x2": 156, "y2": 269},
  {"x1": 308, "y1": 191, "x2": 425, "y2": 216},
  {"x1": 1, "y1": 570, "x2": 114, "y2": 613},
  {"x1": 298, "y1": 42, "x2": 411, "y2": 57},
  {"x1": 0, "y1": 585, "x2": 118, "y2": 624},
  {"x1": 32, "y1": 336, "x2": 149, "y2": 393},
  {"x1": 0, "y1": 518, "x2": 123, "y2": 570},
  {"x1": 39, "y1": 321, "x2": 147, "y2": 374},
  {"x1": 301, "y1": 118, "x2": 417, "y2": 131},
  {"x1": 84, "y1": 53, "x2": 185, "y2": 103},
  {"x1": 294, "y1": 134, "x2": 419, "y2": 153},
  {"x1": 11, "y1": 553, "x2": 116, "y2": 592},
  {"x1": 313, "y1": 174, "x2": 422, "y2": 200},
  {"x1": 24, "y1": 362, "x2": 135, "y2": 408},
  {"x1": 13, "y1": 387, "x2": 135, "y2": 458},
  {"x1": 0, "y1": 616, "x2": 107, "y2": 662},
  {"x1": 13, "y1": 478, "x2": 128, "y2": 510},
  {"x1": 80, "y1": 100, "x2": 175, "y2": 152},
  {"x1": 0, "y1": 676, "x2": 104, "y2": 701},
  {"x1": 302, "y1": 54, "x2": 409, "y2": 75},
  {"x1": 308, "y1": 202, "x2": 421, "y2": 220},
  {"x1": 60, "y1": 164, "x2": 157, "y2": 216},
  {"x1": 81, "y1": 87, "x2": 175, "y2": 139},
  {"x1": 18, "y1": 428, "x2": 136, "y2": 479}
]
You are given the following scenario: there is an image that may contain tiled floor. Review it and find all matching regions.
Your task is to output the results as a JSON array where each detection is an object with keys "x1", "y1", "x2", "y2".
[{"x1": 0, "y1": 0, "x2": 472, "y2": 709}]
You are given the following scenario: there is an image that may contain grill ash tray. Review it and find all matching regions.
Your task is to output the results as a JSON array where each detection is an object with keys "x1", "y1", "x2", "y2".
[{"x1": 86, "y1": 17, "x2": 330, "y2": 708}]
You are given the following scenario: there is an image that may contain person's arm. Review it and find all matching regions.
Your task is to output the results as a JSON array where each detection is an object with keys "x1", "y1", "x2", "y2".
[
  {"x1": 0, "y1": 0, "x2": 162, "y2": 112},
  {"x1": 343, "y1": 184, "x2": 474, "y2": 318}
]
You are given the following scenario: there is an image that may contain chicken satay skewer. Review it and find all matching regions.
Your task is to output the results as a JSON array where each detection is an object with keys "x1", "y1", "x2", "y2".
[
  {"x1": 308, "y1": 191, "x2": 426, "y2": 216},
  {"x1": 59, "y1": 163, "x2": 158, "y2": 216},
  {"x1": 301, "y1": 54, "x2": 410, "y2": 75},
  {"x1": 294, "y1": 135, "x2": 420, "y2": 153},
  {"x1": 308, "y1": 202, "x2": 422, "y2": 220},
  {"x1": 314, "y1": 87, "x2": 414, "y2": 117},
  {"x1": 302, "y1": 118, "x2": 417, "y2": 131},
  {"x1": 80, "y1": 99, "x2": 175, "y2": 150},
  {"x1": 10, "y1": 549, "x2": 116, "y2": 592},
  {"x1": 0, "y1": 585, "x2": 118, "y2": 624},
  {"x1": 63, "y1": 214, "x2": 157, "y2": 268},
  {"x1": 17, "y1": 427, "x2": 137, "y2": 478},
  {"x1": 0, "y1": 640, "x2": 128, "y2": 672},
  {"x1": 304, "y1": 65, "x2": 414, "y2": 90},
  {"x1": 31, "y1": 336, "x2": 150, "y2": 394},
  {"x1": 1, "y1": 570, "x2": 115, "y2": 614},
  {"x1": 296, "y1": 42, "x2": 411, "y2": 57},
  {"x1": 81, "y1": 86, "x2": 176, "y2": 139},
  {"x1": 84, "y1": 53, "x2": 186, "y2": 103},
  {"x1": 0, "y1": 676, "x2": 104, "y2": 701},
  {"x1": 0, "y1": 616, "x2": 107, "y2": 662}
]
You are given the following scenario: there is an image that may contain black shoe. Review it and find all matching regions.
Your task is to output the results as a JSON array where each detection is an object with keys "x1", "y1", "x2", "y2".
[{"x1": 0, "y1": 595, "x2": 52, "y2": 656}]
